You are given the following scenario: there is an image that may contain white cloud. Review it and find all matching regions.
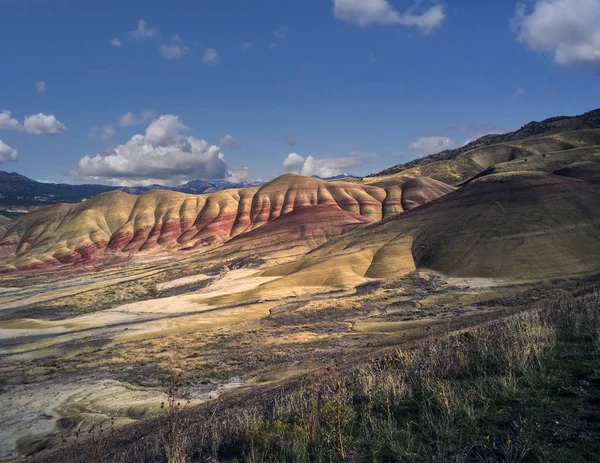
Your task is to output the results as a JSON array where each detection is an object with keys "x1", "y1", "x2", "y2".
[
  {"x1": 202, "y1": 48, "x2": 220, "y2": 64},
  {"x1": 511, "y1": 0, "x2": 600, "y2": 69},
  {"x1": 269, "y1": 26, "x2": 290, "y2": 49},
  {"x1": 35, "y1": 81, "x2": 46, "y2": 93},
  {"x1": 119, "y1": 110, "x2": 154, "y2": 127},
  {"x1": 0, "y1": 110, "x2": 21, "y2": 131},
  {"x1": 515, "y1": 87, "x2": 526, "y2": 96},
  {"x1": 129, "y1": 19, "x2": 159, "y2": 41},
  {"x1": 158, "y1": 34, "x2": 191, "y2": 59},
  {"x1": 220, "y1": 134, "x2": 241, "y2": 149},
  {"x1": 409, "y1": 136, "x2": 455, "y2": 154},
  {"x1": 23, "y1": 113, "x2": 67, "y2": 135},
  {"x1": 283, "y1": 153, "x2": 306, "y2": 172},
  {"x1": 72, "y1": 115, "x2": 229, "y2": 185},
  {"x1": 282, "y1": 152, "x2": 365, "y2": 177},
  {"x1": 109, "y1": 38, "x2": 122, "y2": 48},
  {"x1": 1, "y1": 110, "x2": 66, "y2": 135},
  {"x1": 226, "y1": 168, "x2": 249, "y2": 183},
  {"x1": 0, "y1": 139, "x2": 18, "y2": 163},
  {"x1": 333, "y1": 0, "x2": 445, "y2": 34},
  {"x1": 100, "y1": 125, "x2": 115, "y2": 141},
  {"x1": 240, "y1": 42, "x2": 254, "y2": 51},
  {"x1": 159, "y1": 43, "x2": 190, "y2": 59}
]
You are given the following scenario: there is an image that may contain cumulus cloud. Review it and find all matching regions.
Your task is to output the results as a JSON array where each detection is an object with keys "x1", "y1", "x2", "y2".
[
  {"x1": 35, "y1": 81, "x2": 46, "y2": 93},
  {"x1": 158, "y1": 34, "x2": 191, "y2": 59},
  {"x1": 226, "y1": 168, "x2": 249, "y2": 183},
  {"x1": 240, "y1": 42, "x2": 254, "y2": 51},
  {"x1": 0, "y1": 110, "x2": 67, "y2": 135},
  {"x1": 23, "y1": 113, "x2": 67, "y2": 135},
  {"x1": 202, "y1": 48, "x2": 220, "y2": 64},
  {"x1": 72, "y1": 115, "x2": 229, "y2": 186},
  {"x1": 409, "y1": 136, "x2": 455, "y2": 154},
  {"x1": 0, "y1": 110, "x2": 21, "y2": 131},
  {"x1": 119, "y1": 110, "x2": 154, "y2": 127},
  {"x1": 109, "y1": 38, "x2": 122, "y2": 47},
  {"x1": 282, "y1": 152, "x2": 365, "y2": 177},
  {"x1": 511, "y1": 0, "x2": 600, "y2": 69},
  {"x1": 220, "y1": 134, "x2": 241, "y2": 149},
  {"x1": 130, "y1": 19, "x2": 159, "y2": 40},
  {"x1": 0, "y1": 139, "x2": 18, "y2": 163},
  {"x1": 333, "y1": 0, "x2": 445, "y2": 34}
]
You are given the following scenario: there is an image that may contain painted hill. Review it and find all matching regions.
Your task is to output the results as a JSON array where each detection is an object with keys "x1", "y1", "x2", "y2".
[
  {"x1": 0, "y1": 171, "x2": 263, "y2": 218},
  {"x1": 262, "y1": 169, "x2": 600, "y2": 288},
  {"x1": 0, "y1": 174, "x2": 453, "y2": 272},
  {"x1": 369, "y1": 108, "x2": 600, "y2": 185},
  {"x1": 0, "y1": 215, "x2": 10, "y2": 237}
]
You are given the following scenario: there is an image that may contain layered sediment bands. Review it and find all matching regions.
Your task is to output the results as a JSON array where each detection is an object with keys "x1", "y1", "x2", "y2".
[
  {"x1": 262, "y1": 171, "x2": 600, "y2": 289},
  {"x1": 0, "y1": 174, "x2": 454, "y2": 272}
]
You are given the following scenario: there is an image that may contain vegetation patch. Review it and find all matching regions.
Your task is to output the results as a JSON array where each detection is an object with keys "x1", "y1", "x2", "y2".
[{"x1": 48, "y1": 290, "x2": 600, "y2": 462}]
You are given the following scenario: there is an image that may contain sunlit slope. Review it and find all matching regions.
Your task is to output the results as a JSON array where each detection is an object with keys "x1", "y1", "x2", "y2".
[
  {"x1": 0, "y1": 174, "x2": 453, "y2": 272},
  {"x1": 467, "y1": 146, "x2": 600, "y2": 183},
  {"x1": 366, "y1": 130, "x2": 600, "y2": 186},
  {"x1": 226, "y1": 176, "x2": 453, "y2": 252},
  {"x1": 263, "y1": 171, "x2": 600, "y2": 288}
]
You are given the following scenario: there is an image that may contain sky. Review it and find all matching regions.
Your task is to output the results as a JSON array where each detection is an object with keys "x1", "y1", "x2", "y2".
[{"x1": 1, "y1": 0, "x2": 600, "y2": 186}]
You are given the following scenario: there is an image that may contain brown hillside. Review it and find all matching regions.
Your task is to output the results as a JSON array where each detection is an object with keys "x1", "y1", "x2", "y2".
[
  {"x1": 370, "y1": 108, "x2": 600, "y2": 182},
  {"x1": 366, "y1": 130, "x2": 600, "y2": 186}
]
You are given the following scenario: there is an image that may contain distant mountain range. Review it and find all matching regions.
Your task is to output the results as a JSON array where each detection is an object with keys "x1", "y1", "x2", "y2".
[
  {"x1": 312, "y1": 174, "x2": 359, "y2": 181},
  {"x1": 0, "y1": 172, "x2": 263, "y2": 218}
]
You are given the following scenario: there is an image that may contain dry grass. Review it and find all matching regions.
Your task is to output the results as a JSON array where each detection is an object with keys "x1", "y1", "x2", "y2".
[{"x1": 38, "y1": 288, "x2": 600, "y2": 462}]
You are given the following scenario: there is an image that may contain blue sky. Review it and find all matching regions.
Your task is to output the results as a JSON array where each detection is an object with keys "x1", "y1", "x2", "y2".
[{"x1": 1, "y1": 0, "x2": 599, "y2": 185}]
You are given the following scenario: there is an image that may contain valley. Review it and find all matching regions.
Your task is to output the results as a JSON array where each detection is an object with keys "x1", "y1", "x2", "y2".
[{"x1": 1, "y1": 109, "x2": 599, "y2": 461}]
